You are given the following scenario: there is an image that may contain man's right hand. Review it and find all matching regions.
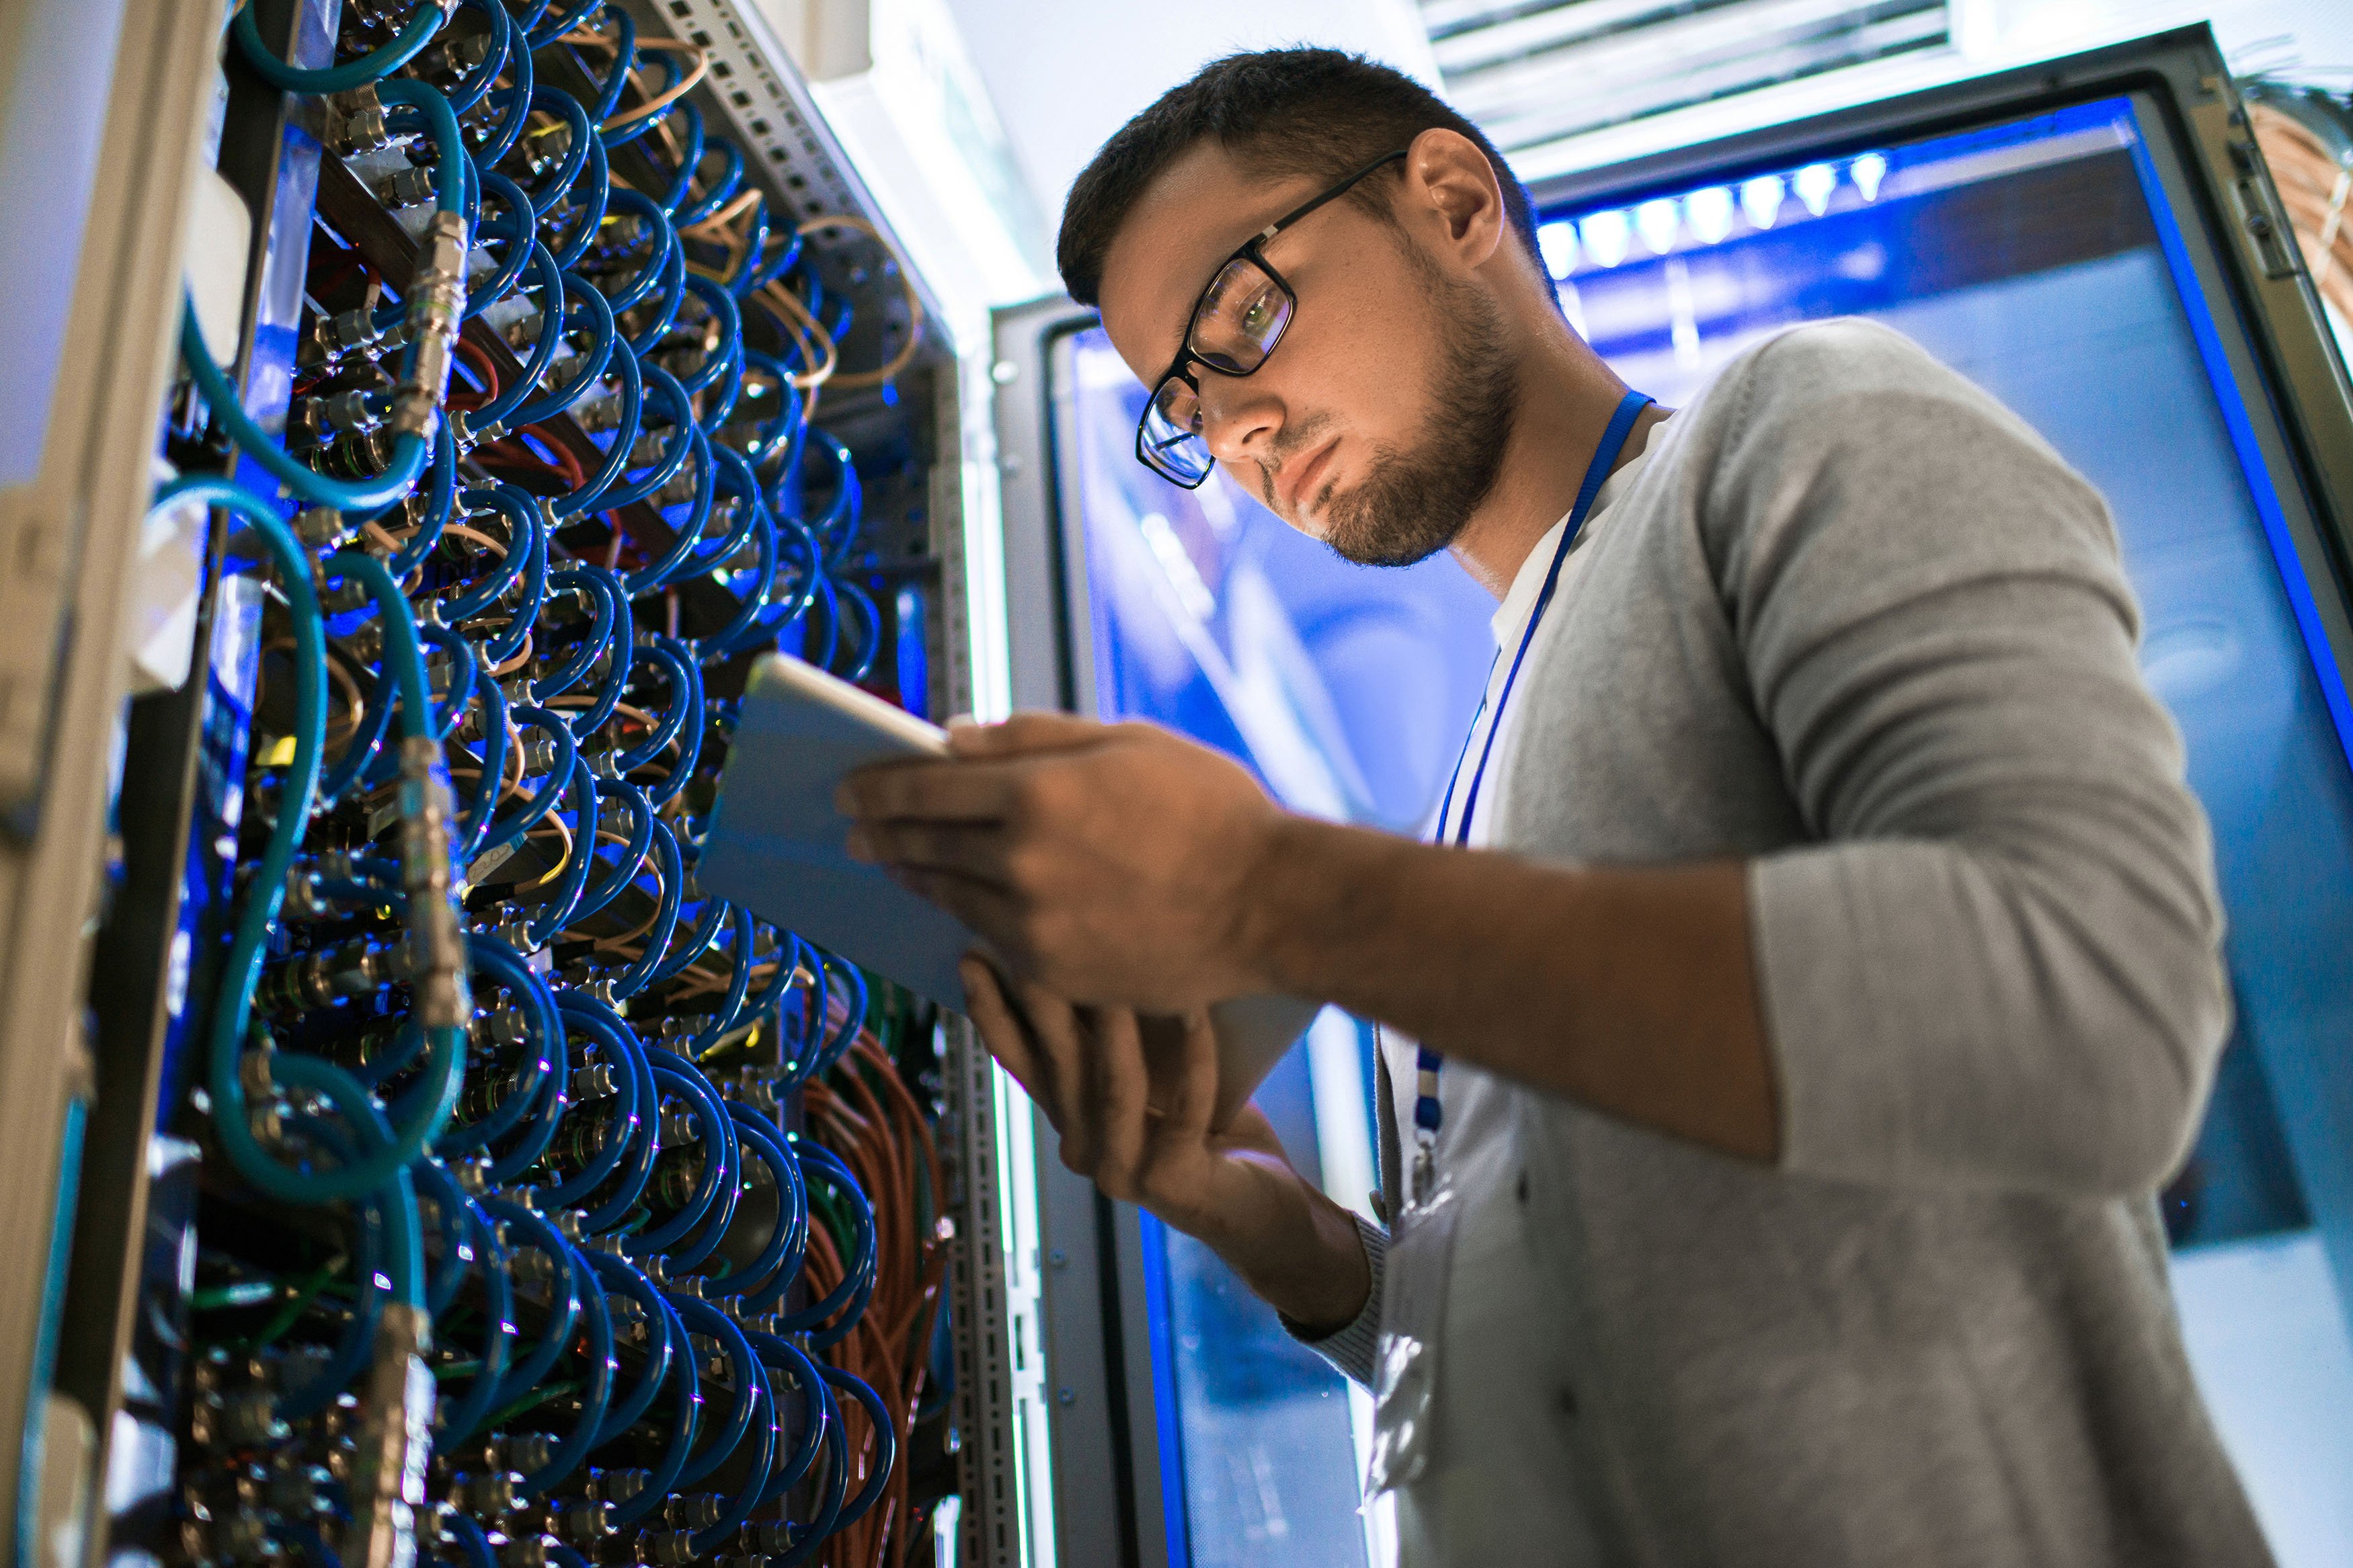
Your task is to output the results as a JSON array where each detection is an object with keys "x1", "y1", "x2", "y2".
[{"x1": 960, "y1": 956, "x2": 1373, "y2": 1336}]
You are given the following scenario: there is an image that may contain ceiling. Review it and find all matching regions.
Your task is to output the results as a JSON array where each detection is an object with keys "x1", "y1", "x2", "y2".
[
  {"x1": 937, "y1": 0, "x2": 1439, "y2": 215},
  {"x1": 934, "y1": 0, "x2": 2353, "y2": 257}
]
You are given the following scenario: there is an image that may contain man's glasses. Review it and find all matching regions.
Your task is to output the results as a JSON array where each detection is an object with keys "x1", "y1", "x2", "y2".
[{"x1": 1135, "y1": 150, "x2": 1408, "y2": 488}]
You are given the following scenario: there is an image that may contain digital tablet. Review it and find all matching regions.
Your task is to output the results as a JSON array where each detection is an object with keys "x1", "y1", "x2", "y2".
[{"x1": 703, "y1": 654, "x2": 1321, "y2": 1126}]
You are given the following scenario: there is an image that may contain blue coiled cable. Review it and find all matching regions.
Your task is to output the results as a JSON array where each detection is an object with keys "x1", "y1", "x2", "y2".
[
  {"x1": 824, "y1": 1364, "x2": 897, "y2": 1529},
  {"x1": 477, "y1": 1198, "x2": 579, "y2": 1417},
  {"x1": 476, "y1": 706, "x2": 576, "y2": 854},
  {"x1": 516, "y1": 1240, "x2": 612, "y2": 1495},
  {"x1": 778, "y1": 1140, "x2": 875, "y2": 1350},
  {"x1": 744, "y1": 1329, "x2": 829, "y2": 1500},
  {"x1": 666, "y1": 1295, "x2": 763, "y2": 1489},
  {"x1": 602, "y1": 819, "x2": 684, "y2": 999},
  {"x1": 720, "y1": 1108, "x2": 807, "y2": 1307},
  {"x1": 233, "y1": 0, "x2": 442, "y2": 94},
  {"x1": 628, "y1": 1050, "x2": 739, "y2": 1262},
  {"x1": 582, "y1": 1251, "x2": 672, "y2": 1444},
  {"x1": 606, "y1": 1295, "x2": 697, "y2": 1527}
]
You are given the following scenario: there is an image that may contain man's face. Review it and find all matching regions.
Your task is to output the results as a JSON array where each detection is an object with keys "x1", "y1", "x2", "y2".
[{"x1": 1097, "y1": 140, "x2": 1515, "y2": 567}]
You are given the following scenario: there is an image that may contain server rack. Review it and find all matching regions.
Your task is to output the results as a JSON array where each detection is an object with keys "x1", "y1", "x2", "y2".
[
  {"x1": 990, "y1": 26, "x2": 2353, "y2": 1568},
  {"x1": 0, "y1": 4, "x2": 1035, "y2": 1568}
]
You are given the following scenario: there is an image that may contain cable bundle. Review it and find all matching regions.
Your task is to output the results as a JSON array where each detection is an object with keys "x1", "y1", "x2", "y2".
[{"x1": 161, "y1": 4, "x2": 945, "y2": 1567}]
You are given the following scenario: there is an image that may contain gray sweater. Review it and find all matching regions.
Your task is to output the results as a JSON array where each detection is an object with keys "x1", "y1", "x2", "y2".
[{"x1": 1305, "y1": 321, "x2": 2273, "y2": 1566}]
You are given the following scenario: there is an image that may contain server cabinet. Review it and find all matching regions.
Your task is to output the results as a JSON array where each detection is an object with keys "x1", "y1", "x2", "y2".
[
  {"x1": 991, "y1": 27, "x2": 2353, "y2": 1568},
  {"x1": 0, "y1": 5, "x2": 1016, "y2": 1568}
]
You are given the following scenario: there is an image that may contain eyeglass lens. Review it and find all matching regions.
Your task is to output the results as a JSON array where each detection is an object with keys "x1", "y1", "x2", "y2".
[
  {"x1": 1141, "y1": 255, "x2": 1294, "y2": 483},
  {"x1": 1143, "y1": 378, "x2": 1213, "y2": 484},
  {"x1": 1191, "y1": 255, "x2": 1294, "y2": 372}
]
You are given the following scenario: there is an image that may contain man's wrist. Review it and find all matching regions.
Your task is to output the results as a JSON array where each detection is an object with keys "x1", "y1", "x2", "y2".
[
  {"x1": 1230, "y1": 813, "x2": 1359, "y2": 999},
  {"x1": 1201, "y1": 1178, "x2": 1373, "y2": 1332}
]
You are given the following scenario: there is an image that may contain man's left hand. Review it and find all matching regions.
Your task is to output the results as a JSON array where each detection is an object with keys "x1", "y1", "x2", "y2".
[{"x1": 836, "y1": 712, "x2": 1285, "y2": 1009}]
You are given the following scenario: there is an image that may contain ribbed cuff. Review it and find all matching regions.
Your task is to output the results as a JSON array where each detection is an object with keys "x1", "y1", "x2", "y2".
[{"x1": 1280, "y1": 1212, "x2": 1386, "y2": 1388}]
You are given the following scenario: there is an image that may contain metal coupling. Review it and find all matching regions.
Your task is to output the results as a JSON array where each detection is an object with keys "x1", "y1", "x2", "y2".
[
  {"x1": 452, "y1": 410, "x2": 502, "y2": 451},
  {"x1": 373, "y1": 166, "x2": 438, "y2": 210},
  {"x1": 666, "y1": 1494, "x2": 723, "y2": 1531},
  {"x1": 397, "y1": 737, "x2": 471, "y2": 1030},
  {"x1": 391, "y1": 211, "x2": 469, "y2": 441},
  {"x1": 555, "y1": 1499, "x2": 614, "y2": 1540},
  {"x1": 257, "y1": 938, "x2": 393, "y2": 1014},
  {"x1": 640, "y1": 1530, "x2": 697, "y2": 1567},
  {"x1": 303, "y1": 306, "x2": 387, "y2": 367},
  {"x1": 321, "y1": 85, "x2": 392, "y2": 157},
  {"x1": 744, "y1": 1521, "x2": 800, "y2": 1555},
  {"x1": 292, "y1": 389, "x2": 387, "y2": 450},
  {"x1": 294, "y1": 506, "x2": 352, "y2": 548},
  {"x1": 345, "y1": 1303, "x2": 435, "y2": 1568},
  {"x1": 500, "y1": 1434, "x2": 554, "y2": 1476}
]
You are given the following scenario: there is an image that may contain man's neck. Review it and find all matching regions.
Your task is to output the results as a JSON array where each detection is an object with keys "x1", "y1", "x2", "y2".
[{"x1": 1447, "y1": 322, "x2": 1671, "y2": 599}]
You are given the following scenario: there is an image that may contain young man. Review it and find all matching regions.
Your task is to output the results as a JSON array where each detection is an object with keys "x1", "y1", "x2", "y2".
[{"x1": 839, "y1": 48, "x2": 2274, "y2": 1567}]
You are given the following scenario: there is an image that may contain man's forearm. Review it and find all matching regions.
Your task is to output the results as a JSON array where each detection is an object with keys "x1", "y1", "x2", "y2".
[{"x1": 1240, "y1": 817, "x2": 1780, "y2": 1162}]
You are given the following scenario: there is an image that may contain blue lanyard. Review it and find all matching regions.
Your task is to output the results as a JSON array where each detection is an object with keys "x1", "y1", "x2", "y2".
[{"x1": 1411, "y1": 390, "x2": 1652, "y2": 1165}]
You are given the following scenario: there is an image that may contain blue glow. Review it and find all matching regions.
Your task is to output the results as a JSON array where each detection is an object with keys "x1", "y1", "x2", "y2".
[
  {"x1": 1741, "y1": 174, "x2": 1786, "y2": 230},
  {"x1": 1794, "y1": 161, "x2": 1839, "y2": 216},
  {"x1": 1579, "y1": 208, "x2": 1631, "y2": 268},
  {"x1": 1685, "y1": 185, "x2": 1736, "y2": 245},
  {"x1": 1851, "y1": 151, "x2": 1890, "y2": 202},
  {"x1": 1636, "y1": 196, "x2": 1681, "y2": 255},
  {"x1": 1537, "y1": 219, "x2": 1580, "y2": 280}
]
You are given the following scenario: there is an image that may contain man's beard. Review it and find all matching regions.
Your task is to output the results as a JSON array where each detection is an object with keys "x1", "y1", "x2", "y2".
[{"x1": 1318, "y1": 275, "x2": 1517, "y2": 568}]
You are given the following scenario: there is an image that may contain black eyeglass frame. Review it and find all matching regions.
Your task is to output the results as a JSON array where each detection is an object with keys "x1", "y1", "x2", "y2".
[{"x1": 1133, "y1": 149, "x2": 1410, "y2": 487}]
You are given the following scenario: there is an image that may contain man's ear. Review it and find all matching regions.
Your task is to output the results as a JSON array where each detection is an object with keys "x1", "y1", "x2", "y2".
[{"x1": 1403, "y1": 127, "x2": 1507, "y2": 271}]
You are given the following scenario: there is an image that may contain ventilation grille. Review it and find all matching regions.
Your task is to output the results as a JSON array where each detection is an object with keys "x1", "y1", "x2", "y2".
[{"x1": 1426, "y1": 0, "x2": 1952, "y2": 156}]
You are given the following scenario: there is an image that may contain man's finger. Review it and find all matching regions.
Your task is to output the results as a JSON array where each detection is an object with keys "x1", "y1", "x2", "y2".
[
  {"x1": 835, "y1": 755, "x2": 1024, "y2": 822},
  {"x1": 1013, "y1": 979, "x2": 1096, "y2": 1174},
  {"x1": 945, "y1": 710, "x2": 1111, "y2": 759},
  {"x1": 1164, "y1": 1009, "x2": 1221, "y2": 1138},
  {"x1": 961, "y1": 958, "x2": 1051, "y2": 1114},
  {"x1": 1092, "y1": 1006, "x2": 1151, "y2": 1192}
]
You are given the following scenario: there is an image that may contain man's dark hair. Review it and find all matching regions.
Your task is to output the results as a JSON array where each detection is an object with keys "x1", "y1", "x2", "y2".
[{"x1": 1056, "y1": 48, "x2": 1543, "y2": 308}]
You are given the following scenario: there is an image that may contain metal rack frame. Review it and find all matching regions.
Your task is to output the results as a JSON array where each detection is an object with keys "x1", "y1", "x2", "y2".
[{"x1": 24, "y1": 1, "x2": 1025, "y2": 1563}]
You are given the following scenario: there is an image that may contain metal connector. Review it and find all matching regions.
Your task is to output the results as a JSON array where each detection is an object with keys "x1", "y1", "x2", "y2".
[
  {"x1": 293, "y1": 507, "x2": 352, "y2": 549},
  {"x1": 345, "y1": 1303, "x2": 435, "y2": 1568},
  {"x1": 397, "y1": 737, "x2": 471, "y2": 1029},
  {"x1": 391, "y1": 210, "x2": 469, "y2": 440},
  {"x1": 321, "y1": 85, "x2": 393, "y2": 157},
  {"x1": 373, "y1": 166, "x2": 438, "y2": 210}
]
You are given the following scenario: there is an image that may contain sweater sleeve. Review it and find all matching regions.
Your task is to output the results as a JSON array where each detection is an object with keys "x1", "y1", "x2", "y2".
[
  {"x1": 1281, "y1": 1213, "x2": 1386, "y2": 1388},
  {"x1": 1716, "y1": 321, "x2": 2230, "y2": 1198}
]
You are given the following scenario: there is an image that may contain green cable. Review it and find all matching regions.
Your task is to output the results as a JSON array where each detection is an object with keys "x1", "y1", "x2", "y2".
[
  {"x1": 485, "y1": 1378, "x2": 580, "y2": 1429},
  {"x1": 246, "y1": 1260, "x2": 347, "y2": 1350},
  {"x1": 189, "y1": 1278, "x2": 282, "y2": 1312}
]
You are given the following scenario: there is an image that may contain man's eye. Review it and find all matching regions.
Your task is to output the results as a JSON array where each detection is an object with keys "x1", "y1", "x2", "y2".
[{"x1": 1240, "y1": 294, "x2": 1275, "y2": 335}]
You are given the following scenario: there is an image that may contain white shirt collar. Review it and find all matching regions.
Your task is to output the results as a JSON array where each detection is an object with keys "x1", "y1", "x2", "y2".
[{"x1": 1488, "y1": 417, "x2": 1667, "y2": 647}]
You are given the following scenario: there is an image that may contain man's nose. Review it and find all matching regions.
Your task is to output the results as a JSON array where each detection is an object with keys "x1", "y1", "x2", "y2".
[{"x1": 1198, "y1": 374, "x2": 1281, "y2": 467}]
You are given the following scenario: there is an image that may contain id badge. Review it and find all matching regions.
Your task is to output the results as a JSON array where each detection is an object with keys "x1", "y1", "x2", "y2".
[{"x1": 1365, "y1": 1147, "x2": 1460, "y2": 1493}]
